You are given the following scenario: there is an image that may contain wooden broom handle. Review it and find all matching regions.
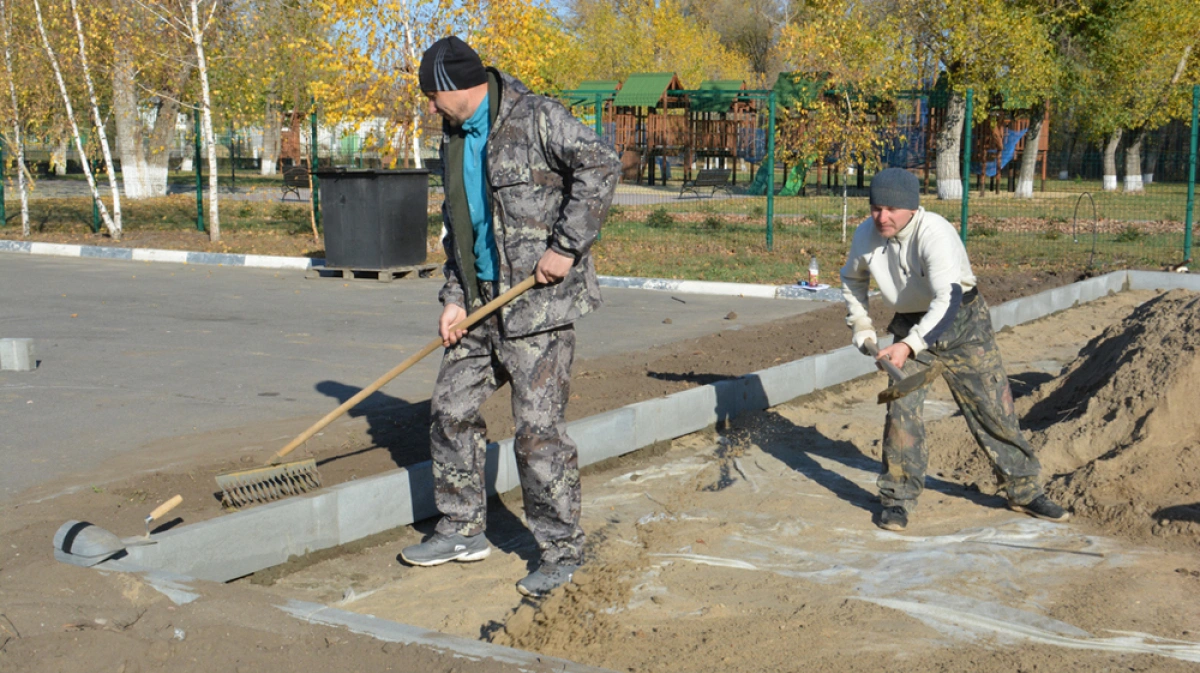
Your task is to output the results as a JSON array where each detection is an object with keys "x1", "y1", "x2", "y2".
[{"x1": 270, "y1": 275, "x2": 539, "y2": 464}]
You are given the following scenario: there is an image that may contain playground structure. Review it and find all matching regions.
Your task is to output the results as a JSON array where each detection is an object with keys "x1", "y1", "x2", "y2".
[{"x1": 562, "y1": 74, "x2": 760, "y2": 187}]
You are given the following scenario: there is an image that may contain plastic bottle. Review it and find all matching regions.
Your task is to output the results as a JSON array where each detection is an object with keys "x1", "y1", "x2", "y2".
[{"x1": 808, "y1": 256, "x2": 820, "y2": 287}]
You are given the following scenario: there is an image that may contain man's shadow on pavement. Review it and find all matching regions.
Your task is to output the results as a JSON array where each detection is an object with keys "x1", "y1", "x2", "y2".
[
  {"x1": 314, "y1": 380, "x2": 434, "y2": 469},
  {"x1": 656, "y1": 369, "x2": 1006, "y2": 515}
]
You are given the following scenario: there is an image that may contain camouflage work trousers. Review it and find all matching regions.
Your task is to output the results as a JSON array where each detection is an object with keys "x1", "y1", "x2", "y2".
[
  {"x1": 430, "y1": 296, "x2": 584, "y2": 565},
  {"x1": 880, "y1": 291, "x2": 1042, "y2": 510}
]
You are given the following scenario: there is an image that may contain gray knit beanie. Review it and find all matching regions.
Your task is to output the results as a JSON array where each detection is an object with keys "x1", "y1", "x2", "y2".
[{"x1": 869, "y1": 168, "x2": 920, "y2": 209}]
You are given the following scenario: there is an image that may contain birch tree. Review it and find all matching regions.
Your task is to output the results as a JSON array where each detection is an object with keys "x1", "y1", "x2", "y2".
[
  {"x1": 0, "y1": 0, "x2": 28, "y2": 234},
  {"x1": 1077, "y1": 0, "x2": 1200, "y2": 192},
  {"x1": 319, "y1": 0, "x2": 479, "y2": 168},
  {"x1": 110, "y1": 0, "x2": 191, "y2": 198},
  {"x1": 137, "y1": 0, "x2": 222, "y2": 240},
  {"x1": 887, "y1": 0, "x2": 1057, "y2": 200},
  {"x1": 68, "y1": 0, "x2": 123, "y2": 230},
  {"x1": 215, "y1": 0, "x2": 325, "y2": 175},
  {"x1": 778, "y1": 0, "x2": 907, "y2": 175},
  {"x1": 32, "y1": 0, "x2": 120, "y2": 239}
]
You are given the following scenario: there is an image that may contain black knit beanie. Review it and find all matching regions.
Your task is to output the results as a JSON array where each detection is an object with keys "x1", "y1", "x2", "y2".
[
  {"x1": 869, "y1": 168, "x2": 920, "y2": 210},
  {"x1": 419, "y1": 37, "x2": 487, "y2": 92}
]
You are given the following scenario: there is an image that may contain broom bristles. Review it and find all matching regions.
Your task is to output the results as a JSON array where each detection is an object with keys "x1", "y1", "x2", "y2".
[{"x1": 216, "y1": 460, "x2": 322, "y2": 508}]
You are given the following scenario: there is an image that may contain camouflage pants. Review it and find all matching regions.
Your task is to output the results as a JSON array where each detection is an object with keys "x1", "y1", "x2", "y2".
[
  {"x1": 880, "y1": 291, "x2": 1042, "y2": 510},
  {"x1": 430, "y1": 292, "x2": 584, "y2": 565}
]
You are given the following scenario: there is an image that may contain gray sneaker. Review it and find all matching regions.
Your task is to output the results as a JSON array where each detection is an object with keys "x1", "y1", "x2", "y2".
[
  {"x1": 1009, "y1": 494, "x2": 1070, "y2": 523},
  {"x1": 400, "y1": 532, "x2": 490, "y2": 567},
  {"x1": 516, "y1": 562, "x2": 579, "y2": 597}
]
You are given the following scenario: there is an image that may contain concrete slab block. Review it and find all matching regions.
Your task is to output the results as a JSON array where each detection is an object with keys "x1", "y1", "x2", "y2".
[
  {"x1": 814, "y1": 345, "x2": 876, "y2": 390},
  {"x1": 80, "y1": 246, "x2": 134, "y2": 260},
  {"x1": 30, "y1": 242, "x2": 82, "y2": 257},
  {"x1": 0, "y1": 240, "x2": 33, "y2": 253},
  {"x1": 243, "y1": 254, "x2": 315, "y2": 270},
  {"x1": 712, "y1": 375, "x2": 771, "y2": 419},
  {"x1": 132, "y1": 248, "x2": 189, "y2": 264},
  {"x1": 0, "y1": 338, "x2": 36, "y2": 371},
  {"x1": 331, "y1": 464, "x2": 435, "y2": 545},
  {"x1": 1127, "y1": 270, "x2": 1200, "y2": 293},
  {"x1": 631, "y1": 386, "x2": 718, "y2": 449},
  {"x1": 572, "y1": 408, "x2": 637, "y2": 466},
  {"x1": 752, "y1": 357, "x2": 817, "y2": 407},
  {"x1": 187, "y1": 251, "x2": 247, "y2": 266},
  {"x1": 488, "y1": 439, "x2": 520, "y2": 494},
  {"x1": 123, "y1": 489, "x2": 343, "y2": 582},
  {"x1": 676, "y1": 279, "x2": 777, "y2": 298}
]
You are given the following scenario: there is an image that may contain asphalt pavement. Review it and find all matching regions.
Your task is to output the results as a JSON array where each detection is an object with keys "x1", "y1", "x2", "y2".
[{"x1": 0, "y1": 252, "x2": 831, "y2": 502}]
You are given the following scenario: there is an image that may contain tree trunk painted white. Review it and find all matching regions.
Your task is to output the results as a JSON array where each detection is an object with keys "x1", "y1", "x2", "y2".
[
  {"x1": 260, "y1": 101, "x2": 280, "y2": 175},
  {"x1": 410, "y1": 116, "x2": 422, "y2": 168},
  {"x1": 32, "y1": 0, "x2": 118, "y2": 238},
  {"x1": 145, "y1": 97, "x2": 179, "y2": 195},
  {"x1": 0, "y1": 0, "x2": 29, "y2": 234},
  {"x1": 1102, "y1": 129, "x2": 1122, "y2": 192},
  {"x1": 1123, "y1": 127, "x2": 1145, "y2": 193},
  {"x1": 1015, "y1": 103, "x2": 1046, "y2": 198},
  {"x1": 190, "y1": 0, "x2": 220, "y2": 241},
  {"x1": 52, "y1": 137, "x2": 68, "y2": 176},
  {"x1": 112, "y1": 49, "x2": 153, "y2": 198},
  {"x1": 935, "y1": 92, "x2": 966, "y2": 200},
  {"x1": 69, "y1": 0, "x2": 122, "y2": 233}
]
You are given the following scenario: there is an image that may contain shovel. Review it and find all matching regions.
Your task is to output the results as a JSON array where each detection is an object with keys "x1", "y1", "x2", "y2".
[
  {"x1": 863, "y1": 341, "x2": 938, "y2": 404},
  {"x1": 53, "y1": 495, "x2": 183, "y2": 567}
]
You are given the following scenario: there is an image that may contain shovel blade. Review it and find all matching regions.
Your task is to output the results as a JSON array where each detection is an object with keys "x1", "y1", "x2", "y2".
[
  {"x1": 52, "y1": 520, "x2": 126, "y2": 566},
  {"x1": 876, "y1": 360, "x2": 943, "y2": 404}
]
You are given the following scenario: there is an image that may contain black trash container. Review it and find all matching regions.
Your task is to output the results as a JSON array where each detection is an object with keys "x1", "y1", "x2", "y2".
[{"x1": 315, "y1": 168, "x2": 430, "y2": 270}]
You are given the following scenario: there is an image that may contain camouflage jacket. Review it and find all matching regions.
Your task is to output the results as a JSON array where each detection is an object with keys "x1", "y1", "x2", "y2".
[{"x1": 437, "y1": 68, "x2": 620, "y2": 338}]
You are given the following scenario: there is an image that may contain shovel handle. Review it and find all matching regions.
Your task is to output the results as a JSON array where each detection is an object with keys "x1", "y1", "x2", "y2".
[
  {"x1": 147, "y1": 495, "x2": 183, "y2": 524},
  {"x1": 270, "y1": 275, "x2": 540, "y2": 464},
  {"x1": 864, "y1": 341, "x2": 907, "y2": 382}
]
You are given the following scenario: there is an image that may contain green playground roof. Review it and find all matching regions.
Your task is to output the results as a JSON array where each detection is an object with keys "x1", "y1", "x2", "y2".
[{"x1": 613, "y1": 72, "x2": 679, "y2": 108}]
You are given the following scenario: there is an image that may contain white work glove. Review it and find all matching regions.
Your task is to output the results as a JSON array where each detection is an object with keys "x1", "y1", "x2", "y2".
[{"x1": 852, "y1": 330, "x2": 877, "y2": 356}]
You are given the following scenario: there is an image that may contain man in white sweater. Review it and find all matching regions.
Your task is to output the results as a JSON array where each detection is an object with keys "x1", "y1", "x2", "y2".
[{"x1": 840, "y1": 168, "x2": 1069, "y2": 531}]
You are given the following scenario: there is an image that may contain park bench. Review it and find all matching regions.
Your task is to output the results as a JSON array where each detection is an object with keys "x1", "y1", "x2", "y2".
[
  {"x1": 281, "y1": 166, "x2": 307, "y2": 201},
  {"x1": 679, "y1": 168, "x2": 733, "y2": 198}
]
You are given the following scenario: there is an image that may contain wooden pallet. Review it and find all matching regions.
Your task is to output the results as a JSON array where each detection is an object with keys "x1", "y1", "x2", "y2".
[{"x1": 306, "y1": 263, "x2": 439, "y2": 282}]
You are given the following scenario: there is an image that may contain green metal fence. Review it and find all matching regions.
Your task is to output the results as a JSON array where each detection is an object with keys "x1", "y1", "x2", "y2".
[{"x1": 2, "y1": 85, "x2": 1197, "y2": 285}]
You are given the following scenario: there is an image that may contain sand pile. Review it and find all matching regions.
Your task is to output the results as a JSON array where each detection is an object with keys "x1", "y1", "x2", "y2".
[
  {"x1": 1023, "y1": 289, "x2": 1200, "y2": 545},
  {"x1": 488, "y1": 543, "x2": 637, "y2": 656}
]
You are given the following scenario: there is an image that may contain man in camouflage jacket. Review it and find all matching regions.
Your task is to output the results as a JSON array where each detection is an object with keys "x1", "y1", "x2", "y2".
[{"x1": 400, "y1": 37, "x2": 620, "y2": 598}]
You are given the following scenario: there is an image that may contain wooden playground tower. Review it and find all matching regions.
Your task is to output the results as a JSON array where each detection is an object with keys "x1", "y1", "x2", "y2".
[{"x1": 573, "y1": 73, "x2": 757, "y2": 185}]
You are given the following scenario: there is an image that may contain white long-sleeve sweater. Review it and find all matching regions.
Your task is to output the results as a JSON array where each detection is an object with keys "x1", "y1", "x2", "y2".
[{"x1": 840, "y1": 208, "x2": 977, "y2": 355}]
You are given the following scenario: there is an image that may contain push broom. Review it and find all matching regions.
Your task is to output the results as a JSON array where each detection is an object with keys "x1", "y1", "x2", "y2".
[{"x1": 216, "y1": 275, "x2": 538, "y2": 508}]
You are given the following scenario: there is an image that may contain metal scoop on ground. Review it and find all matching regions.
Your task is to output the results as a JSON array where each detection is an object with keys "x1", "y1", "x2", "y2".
[{"x1": 53, "y1": 495, "x2": 183, "y2": 567}]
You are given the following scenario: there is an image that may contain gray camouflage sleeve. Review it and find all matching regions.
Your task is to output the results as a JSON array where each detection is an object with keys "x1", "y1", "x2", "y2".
[{"x1": 537, "y1": 101, "x2": 620, "y2": 259}]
